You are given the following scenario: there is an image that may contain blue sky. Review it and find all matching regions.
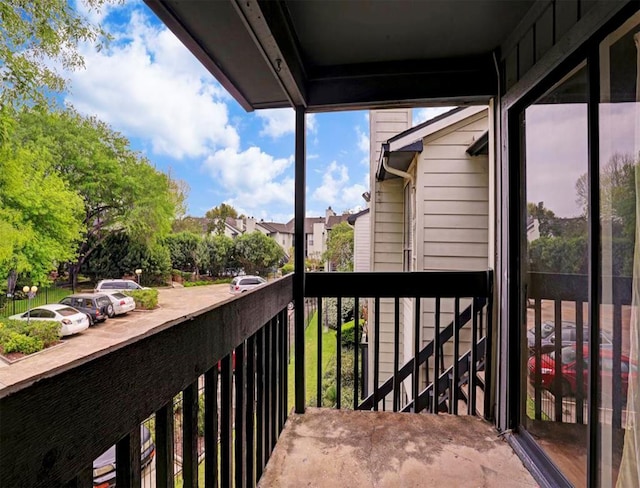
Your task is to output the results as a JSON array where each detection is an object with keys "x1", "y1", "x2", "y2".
[{"x1": 67, "y1": 1, "x2": 451, "y2": 222}]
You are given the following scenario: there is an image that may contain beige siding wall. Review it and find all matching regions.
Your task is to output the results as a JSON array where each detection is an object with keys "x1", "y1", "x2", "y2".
[
  {"x1": 417, "y1": 110, "x2": 489, "y2": 272},
  {"x1": 369, "y1": 109, "x2": 411, "y2": 395},
  {"x1": 415, "y1": 109, "x2": 489, "y2": 377},
  {"x1": 353, "y1": 213, "x2": 370, "y2": 272}
]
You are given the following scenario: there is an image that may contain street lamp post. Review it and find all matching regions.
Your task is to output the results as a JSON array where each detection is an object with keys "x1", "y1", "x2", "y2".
[
  {"x1": 22, "y1": 285, "x2": 38, "y2": 325},
  {"x1": 135, "y1": 269, "x2": 142, "y2": 284}
]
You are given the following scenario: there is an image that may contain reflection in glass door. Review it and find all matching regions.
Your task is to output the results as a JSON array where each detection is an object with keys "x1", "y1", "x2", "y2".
[
  {"x1": 522, "y1": 65, "x2": 589, "y2": 487},
  {"x1": 599, "y1": 14, "x2": 639, "y2": 488}
]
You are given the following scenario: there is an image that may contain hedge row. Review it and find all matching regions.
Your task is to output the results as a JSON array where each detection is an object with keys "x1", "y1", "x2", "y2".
[{"x1": 0, "y1": 319, "x2": 61, "y2": 355}]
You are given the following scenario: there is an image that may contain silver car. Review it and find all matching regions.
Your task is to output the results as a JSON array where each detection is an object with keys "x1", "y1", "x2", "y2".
[
  {"x1": 229, "y1": 275, "x2": 267, "y2": 294},
  {"x1": 94, "y1": 279, "x2": 147, "y2": 293}
]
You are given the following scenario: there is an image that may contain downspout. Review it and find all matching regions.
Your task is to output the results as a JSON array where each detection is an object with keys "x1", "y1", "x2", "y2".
[
  {"x1": 382, "y1": 154, "x2": 415, "y2": 186},
  {"x1": 383, "y1": 150, "x2": 418, "y2": 402},
  {"x1": 383, "y1": 153, "x2": 417, "y2": 271}
]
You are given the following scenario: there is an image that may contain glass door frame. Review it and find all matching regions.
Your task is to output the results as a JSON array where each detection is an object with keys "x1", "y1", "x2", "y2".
[{"x1": 504, "y1": 4, "x2": 640, "y2": 487}]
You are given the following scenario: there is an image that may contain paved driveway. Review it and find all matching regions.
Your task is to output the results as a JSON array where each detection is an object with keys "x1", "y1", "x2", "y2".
[{"x1": 0, "y1": 284, "x2": 234, "y2": 391}]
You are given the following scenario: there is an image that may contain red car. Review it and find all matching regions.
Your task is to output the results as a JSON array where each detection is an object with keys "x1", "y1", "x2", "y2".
[{"x1": 528, "y1": 345, "x2": 636, "y2": 398}]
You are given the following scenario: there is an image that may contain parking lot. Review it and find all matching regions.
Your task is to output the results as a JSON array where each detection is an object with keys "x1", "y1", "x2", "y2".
[{"x1": 0, "y1": 284, "x2": 234, "y2": 390}]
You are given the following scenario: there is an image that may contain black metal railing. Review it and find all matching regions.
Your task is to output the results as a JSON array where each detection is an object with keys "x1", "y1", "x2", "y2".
[
  {"x1": 527, "y1": 272, "x2": 632, "y2": 427},
  {"x1": 305, "y1": 270, "x2": 494, "y2": 419},
  {"x1": 0, "y1": 286, "x2": 74, "y2": 318},
  {"x1": 0, "y1": 270, "x2": 496, "y2": 488},
  {"x1": 0, "y1": 275, "x2": 292, "y2": 488}
]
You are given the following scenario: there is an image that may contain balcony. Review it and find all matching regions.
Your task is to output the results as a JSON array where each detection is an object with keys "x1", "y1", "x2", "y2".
[{"x1": 0, "y1": 271, "x2": 536, "y2": 487}]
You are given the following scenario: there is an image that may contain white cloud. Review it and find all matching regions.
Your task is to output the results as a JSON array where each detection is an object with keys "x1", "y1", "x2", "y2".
[
  {"x1": 202, "y1": 147, "x2": 294, "y2": 211},
  {"x1": 256, "y1": 109, "x2": 317, "y2": 139},
  {"x1": 65, "y1": 10, "x2": 239, "y2": 159},
  {"x1": 312, "y1": 161, "x2": 368, "y2": 211},
  {"x1": 356, "y1": 127, "x2": 369, "y2": 153},
  {"x1": 413, "y1": 107, "x2": 456, "y2": 126},
  {"x1": 356, "y1": 126, "x2": 370, "y2": 166}
]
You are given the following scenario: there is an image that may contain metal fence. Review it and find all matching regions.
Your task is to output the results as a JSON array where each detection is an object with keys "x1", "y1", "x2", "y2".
[{"x1": 0, "y1": 287, "x2": 73, "y2": 318}]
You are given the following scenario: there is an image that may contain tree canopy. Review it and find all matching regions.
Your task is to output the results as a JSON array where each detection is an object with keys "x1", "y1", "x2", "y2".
[
  {"x1": 234, "y1": 231, "x2": 284, "y2": 275},
  {"x1": 0, "y1": 0, "x2": 115, "y2": 108},
  {"x1": 205, "y1": 203, "x2": 239, "y2": 235},
  {"x1": 324, "y1": 222, "x2": 354, "y2": 271},
  {"x1": 0, "y1": 113, "x2": 83, "y2": 287},
  {"x1": 528, "y1": 152, "x2": 636, "y2": 276},
  {"x1": 9, "y1": 108, "x2": 179, "y2": 285}
]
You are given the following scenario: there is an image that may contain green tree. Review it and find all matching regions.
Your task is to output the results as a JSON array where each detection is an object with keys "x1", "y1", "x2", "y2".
[
  {"x1": 83, "y1": 233, "x2": 171, "y2": 285},
  {"x1": 205, "y1": 203, "x2": 239, "y2": 235},
  {"x1": 165, "y1": 232, "x2": 208, "y2": 277},
  {"x1": 172, "y1": 216, "x2": 206, "y2": 234},
  {"x1": 0, "y1": 0, "x2": 116, "y2": 108},
  {"x1": 202, "y1": 234, "x2": 234, "y2": 277},
  {"x1": 0, "y1": 113, "x2": 83, "y2": 291},
  {"x1": 234, "y1": 232, "x2": 284, "y2": 275},
  {"x1": 11, "y1": 108, "x2": 177, "y2": 286},
  {"x1": 323, "y1": 222, "x2": 354, "y2": 271}
]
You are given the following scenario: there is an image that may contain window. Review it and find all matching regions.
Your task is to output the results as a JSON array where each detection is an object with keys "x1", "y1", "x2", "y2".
[{"x1": 58, "y1": 307, "x2": 79, "y2": 316}]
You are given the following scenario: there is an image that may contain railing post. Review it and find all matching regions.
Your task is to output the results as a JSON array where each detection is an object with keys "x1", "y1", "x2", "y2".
[
  {"x1": 115, "y1": 426, "x2": 141, "y2": 488},
  {"x1": 204, "y1": 367, "x2": 218, "y2": 488},
  {"x1": 294, "y1": 105, "x2": 306, "y2": 414},
  {"x1": 183, "y1": 381, "x2": 199, "y2": 488},
  {"x1": 234, "y1": 342, "x2": 246, "y2": 488},
  {"x1": 156, "y1": 403, "x2": 175, "y2": 488}
]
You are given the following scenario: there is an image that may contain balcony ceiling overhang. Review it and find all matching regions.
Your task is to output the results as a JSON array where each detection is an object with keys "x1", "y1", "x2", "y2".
[{"x1": 144, "y1": 0, "x2": 535, "y2": 112}]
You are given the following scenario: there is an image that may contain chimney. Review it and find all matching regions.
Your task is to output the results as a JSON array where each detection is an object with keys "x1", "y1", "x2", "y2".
[
  {"x1": 325, "y1": 206, "x2": 336, "y2": 222},
  {"x1": 246, "y1": 217, "x2": 256, "y2": 233}
]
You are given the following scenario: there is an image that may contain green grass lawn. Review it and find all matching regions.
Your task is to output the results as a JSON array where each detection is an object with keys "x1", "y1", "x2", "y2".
[
  {"x1": 287, "y1": 311, "x2": 337, "y2": 411},
  {"x1": 0, "y1": 287, "x2": 72, "y2": 318}
]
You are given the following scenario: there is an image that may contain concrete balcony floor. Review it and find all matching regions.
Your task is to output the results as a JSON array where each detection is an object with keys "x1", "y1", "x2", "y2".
[{"x1": 259, "y1": 408, "x2": 537, "y2": 488}]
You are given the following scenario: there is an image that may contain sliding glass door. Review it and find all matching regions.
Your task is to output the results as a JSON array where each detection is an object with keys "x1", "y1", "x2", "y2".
[{"x1": 519, "y1": 11, "x2": 640, "y2": 488}]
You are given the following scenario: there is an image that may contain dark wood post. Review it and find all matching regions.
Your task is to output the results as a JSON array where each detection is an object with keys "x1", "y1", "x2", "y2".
[{"x1": 294, "y1": 106, "x2": 306, "y2": 414}]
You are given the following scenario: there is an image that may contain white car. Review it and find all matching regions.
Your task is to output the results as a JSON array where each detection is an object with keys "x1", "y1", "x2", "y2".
[
  {"x1": 103, "y1": 292, "x2": 136, "y2": 316},
  {"x1": 229, "y1": 275, "x2": 267, "y2": 294},
  {"x1": 94, "y1": 279, "x2": 147, "y2": 293},
  {"x1": 9, "y1": 304, "x2": 90, "y2": 336}
]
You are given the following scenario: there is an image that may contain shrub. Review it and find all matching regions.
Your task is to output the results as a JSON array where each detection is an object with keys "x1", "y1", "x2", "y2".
[
  {"x1": 323, "y1": 297, "x2": 355, "y2": 329},
  {"x1": 24, "y1": 320, "x2": 61, "y2": 346},
  {"x1": 126, "y1": 289, "x2": 159, "y2": 309},
  {"x1": 280, "y1": 263, "x2": 294, "y2": 275},
  {"x1": 1, "y1": 331, "x2": 44, "y2": 354},
  {"x1": 321, "y1": 352, "x2": 355, "y2": 408},
  {"x1": 183, "y1": 280, "x2": 210, "y2": 287},
  {"x1": 341, "y1": 320, "x2": 364, "y2": 348},
  {"x1": 0, "y1": 319, "x2": 60, "y2": 356},
  {"x1": 211, "y1": 277, "x2": 232, "y2": 284}
]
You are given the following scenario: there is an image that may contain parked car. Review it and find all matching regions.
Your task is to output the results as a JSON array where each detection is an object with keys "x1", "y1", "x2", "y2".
[
  {"x1": 8, "y1": 304, "x2": 90, "y2": 336},
  {"x1": 92, "y1": 424, "x2": 155, "y2": 488},
  {"x1": 528, "y1": 345, "x2": 637, "y2": 398},
  {"x1": 229, "y1": 275, "x2": 267, "y2": 294},
  {"x1": 59, "y1": 293, "x2": 113, "y2": 326},
  {"x1": 526, "y1": 321, "x2": 613, "y2": 354},
  {"x1": 103, "y1": 292, "x2": 136, "y2": 316},
  {"x1": 94, "y1": 279, "x2": 147, "y2": 294}
]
